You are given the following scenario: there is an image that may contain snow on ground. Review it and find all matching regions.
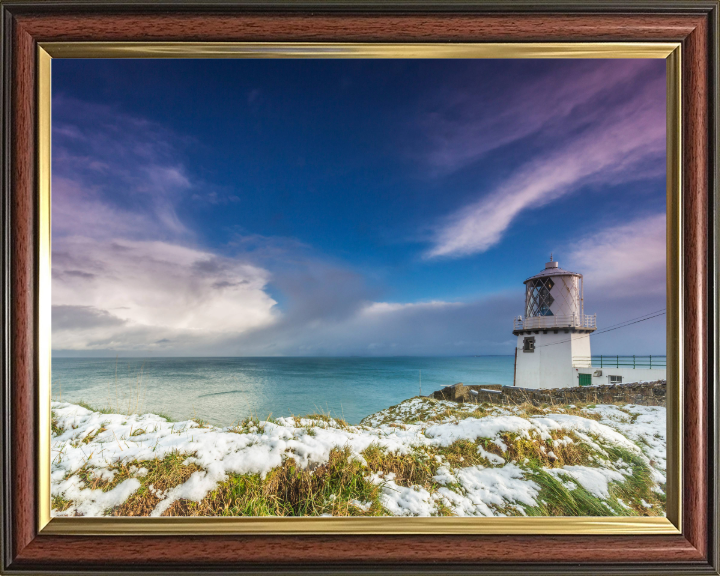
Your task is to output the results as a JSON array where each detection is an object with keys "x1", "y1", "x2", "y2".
[
  {"x1": 548, "y1": 466, "x2": 625, "y2": 499},
  {"x1": 433, "y1": 463, "x2": 541, "y2": 517},
  {"x1": 583, "y1": 404, "x2": 666, "y2": 483},
  {"x1": 50, "y1": 398, "x2": 666, "y2": 517}
]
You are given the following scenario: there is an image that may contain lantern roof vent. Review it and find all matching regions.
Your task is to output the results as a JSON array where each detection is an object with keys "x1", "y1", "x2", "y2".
[{"x1": 524, "y1": 255, "x2": 582, "y2": 284}]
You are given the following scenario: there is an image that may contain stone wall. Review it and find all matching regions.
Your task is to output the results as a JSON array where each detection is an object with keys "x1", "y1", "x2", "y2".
[{"x1": 432, "y1": 380, "x2": 666, "y2": 407}]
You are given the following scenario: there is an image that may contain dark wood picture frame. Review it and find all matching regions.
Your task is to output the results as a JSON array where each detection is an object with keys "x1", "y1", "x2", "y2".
[{"x1": 1, "y1": 1, "x2": 718, "y2": 573}]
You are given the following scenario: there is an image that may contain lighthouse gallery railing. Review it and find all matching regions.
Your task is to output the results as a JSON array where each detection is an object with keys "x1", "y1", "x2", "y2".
[{"x1": 513, "y1": 313, "x2": 596, "y2": 331}]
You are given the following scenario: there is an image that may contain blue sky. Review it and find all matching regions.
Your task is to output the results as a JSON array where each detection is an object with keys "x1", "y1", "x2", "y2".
[{"x1": 51, "y1": 58, "x2": 667, "y2": 356}]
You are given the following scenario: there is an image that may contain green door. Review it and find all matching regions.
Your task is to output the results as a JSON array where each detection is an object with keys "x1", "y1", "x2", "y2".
[{"x1": 578, "y1": 373, "x2": 592, "y2": 387}]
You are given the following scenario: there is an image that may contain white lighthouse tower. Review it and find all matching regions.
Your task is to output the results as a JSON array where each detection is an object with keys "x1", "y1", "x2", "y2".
[{"x1": 513, "y1": 256, "x2": 596, "y2": 389}]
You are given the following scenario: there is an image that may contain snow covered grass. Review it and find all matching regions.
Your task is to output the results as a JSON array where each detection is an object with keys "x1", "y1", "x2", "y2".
[{"x1": 50, "y1": 397, "x2": 666, "y2": 518}]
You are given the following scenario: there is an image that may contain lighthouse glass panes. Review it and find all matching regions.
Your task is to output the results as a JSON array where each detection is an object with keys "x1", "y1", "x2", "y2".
[{"x1": 526, "y1": 278, "x2": 555, "y2": 317}]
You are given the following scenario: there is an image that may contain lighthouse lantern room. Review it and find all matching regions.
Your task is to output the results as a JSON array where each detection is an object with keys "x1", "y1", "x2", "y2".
[{"x1": 513, "y1": 256, "x2": 596, "y2": 389}]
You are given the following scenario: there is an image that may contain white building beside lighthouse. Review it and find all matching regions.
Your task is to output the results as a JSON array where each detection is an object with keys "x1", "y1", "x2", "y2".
[{"x1": 513, "y1": 257, "x2": 596, "y2": 389}]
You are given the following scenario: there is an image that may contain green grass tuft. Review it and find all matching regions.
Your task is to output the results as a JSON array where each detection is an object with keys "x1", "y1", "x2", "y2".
[{"x1": 162, "y1": 447, "x2": 386, "y2": 517}]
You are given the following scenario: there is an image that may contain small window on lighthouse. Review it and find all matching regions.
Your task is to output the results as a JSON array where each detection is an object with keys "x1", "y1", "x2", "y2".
[{"x1": 523, "y1": 337, "x2": 535, "y2": 353}]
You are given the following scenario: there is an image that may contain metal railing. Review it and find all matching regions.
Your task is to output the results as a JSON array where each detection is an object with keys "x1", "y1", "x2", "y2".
[
  {"x1": 513, "y1": 313, "x2": 596, "y2": 331},
  {"x1": 572, "y1": 355, "x2": 667, "y2": 369}
]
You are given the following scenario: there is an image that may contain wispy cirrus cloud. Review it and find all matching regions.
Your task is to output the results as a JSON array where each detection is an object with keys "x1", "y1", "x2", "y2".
[
  {"x1": 422, "y1": 61, "x2": 665, "y2": 259},
  {"x1": 53, "y1": 97, "x2": 195, "y2": 241},
  {"x1": 418, "y1": 60, "x2": 662, "y2": 173}
]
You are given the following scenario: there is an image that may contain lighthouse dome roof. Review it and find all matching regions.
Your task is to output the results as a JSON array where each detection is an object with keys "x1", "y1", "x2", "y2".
[{"x1": 523, "y1": 260, "x2": 582, "y2": 284}]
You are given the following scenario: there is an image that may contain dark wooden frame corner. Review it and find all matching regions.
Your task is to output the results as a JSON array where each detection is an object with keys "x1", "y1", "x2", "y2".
[{"x1": 1, "y1": 1, "x2": 718, "y2": 574}]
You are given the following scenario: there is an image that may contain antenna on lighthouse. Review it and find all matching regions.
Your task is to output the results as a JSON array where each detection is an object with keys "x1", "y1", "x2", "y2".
[{"x1": 550, "y1": 252, "x2": 553, "y2": 261}]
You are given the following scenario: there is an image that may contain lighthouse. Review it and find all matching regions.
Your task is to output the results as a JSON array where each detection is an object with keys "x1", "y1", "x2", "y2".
[{"x1": 513, "y1": 256, "x2": 596, "y2": 389}]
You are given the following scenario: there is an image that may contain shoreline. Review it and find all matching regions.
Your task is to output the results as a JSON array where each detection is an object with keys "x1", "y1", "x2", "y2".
[{"x1": 50, "y1": 356, "x2": 518, "y2": 426}]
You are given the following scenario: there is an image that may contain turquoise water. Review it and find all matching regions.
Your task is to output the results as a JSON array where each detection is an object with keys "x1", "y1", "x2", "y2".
[{"x1": 51, "y1": 356, "x2": 514, "y2": 425}]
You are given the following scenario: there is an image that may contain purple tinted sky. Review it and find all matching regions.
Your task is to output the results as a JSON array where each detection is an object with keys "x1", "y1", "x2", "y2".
[{"x1": 51, "y1": 58, "x2": 667, "y2": 356}]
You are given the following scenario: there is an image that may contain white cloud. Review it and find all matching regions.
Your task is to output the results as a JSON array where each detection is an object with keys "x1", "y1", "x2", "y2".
[
  {"x1": 211, "y1": 292, "x2": 522, "y2": 357},
  {"x1": 361, "y1": 300, "x2": 462, "y2": 315},
  {"x1": 51, "y1": 99, "x2": 282, "y2": 352},
  {"x1": 566, "y1": 213, "x2": 666, "y2": 298},
  {"x1": 52, "y1": 237, "x2": 277, "y2": 350}
]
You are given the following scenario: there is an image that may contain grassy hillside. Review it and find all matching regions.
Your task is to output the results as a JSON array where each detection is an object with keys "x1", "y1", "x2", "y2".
[{"x1": 50, "y1": 397, "x2": 666, "y2": 517}]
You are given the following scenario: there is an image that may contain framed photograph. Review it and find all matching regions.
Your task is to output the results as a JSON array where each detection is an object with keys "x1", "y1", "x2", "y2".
[{"x1": 1, "y1": 1, "x2": 717, "y2": 574}]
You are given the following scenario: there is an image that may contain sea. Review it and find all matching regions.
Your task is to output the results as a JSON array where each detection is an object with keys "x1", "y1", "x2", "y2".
[{"x1": 51, "y1": 356, "x2": 515, "y2": 426}]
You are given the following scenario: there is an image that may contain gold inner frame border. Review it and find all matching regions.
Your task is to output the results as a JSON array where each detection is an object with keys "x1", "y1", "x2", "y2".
[{"x1": 36, "y1": 41, "x2": 682, "y2": 535}]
